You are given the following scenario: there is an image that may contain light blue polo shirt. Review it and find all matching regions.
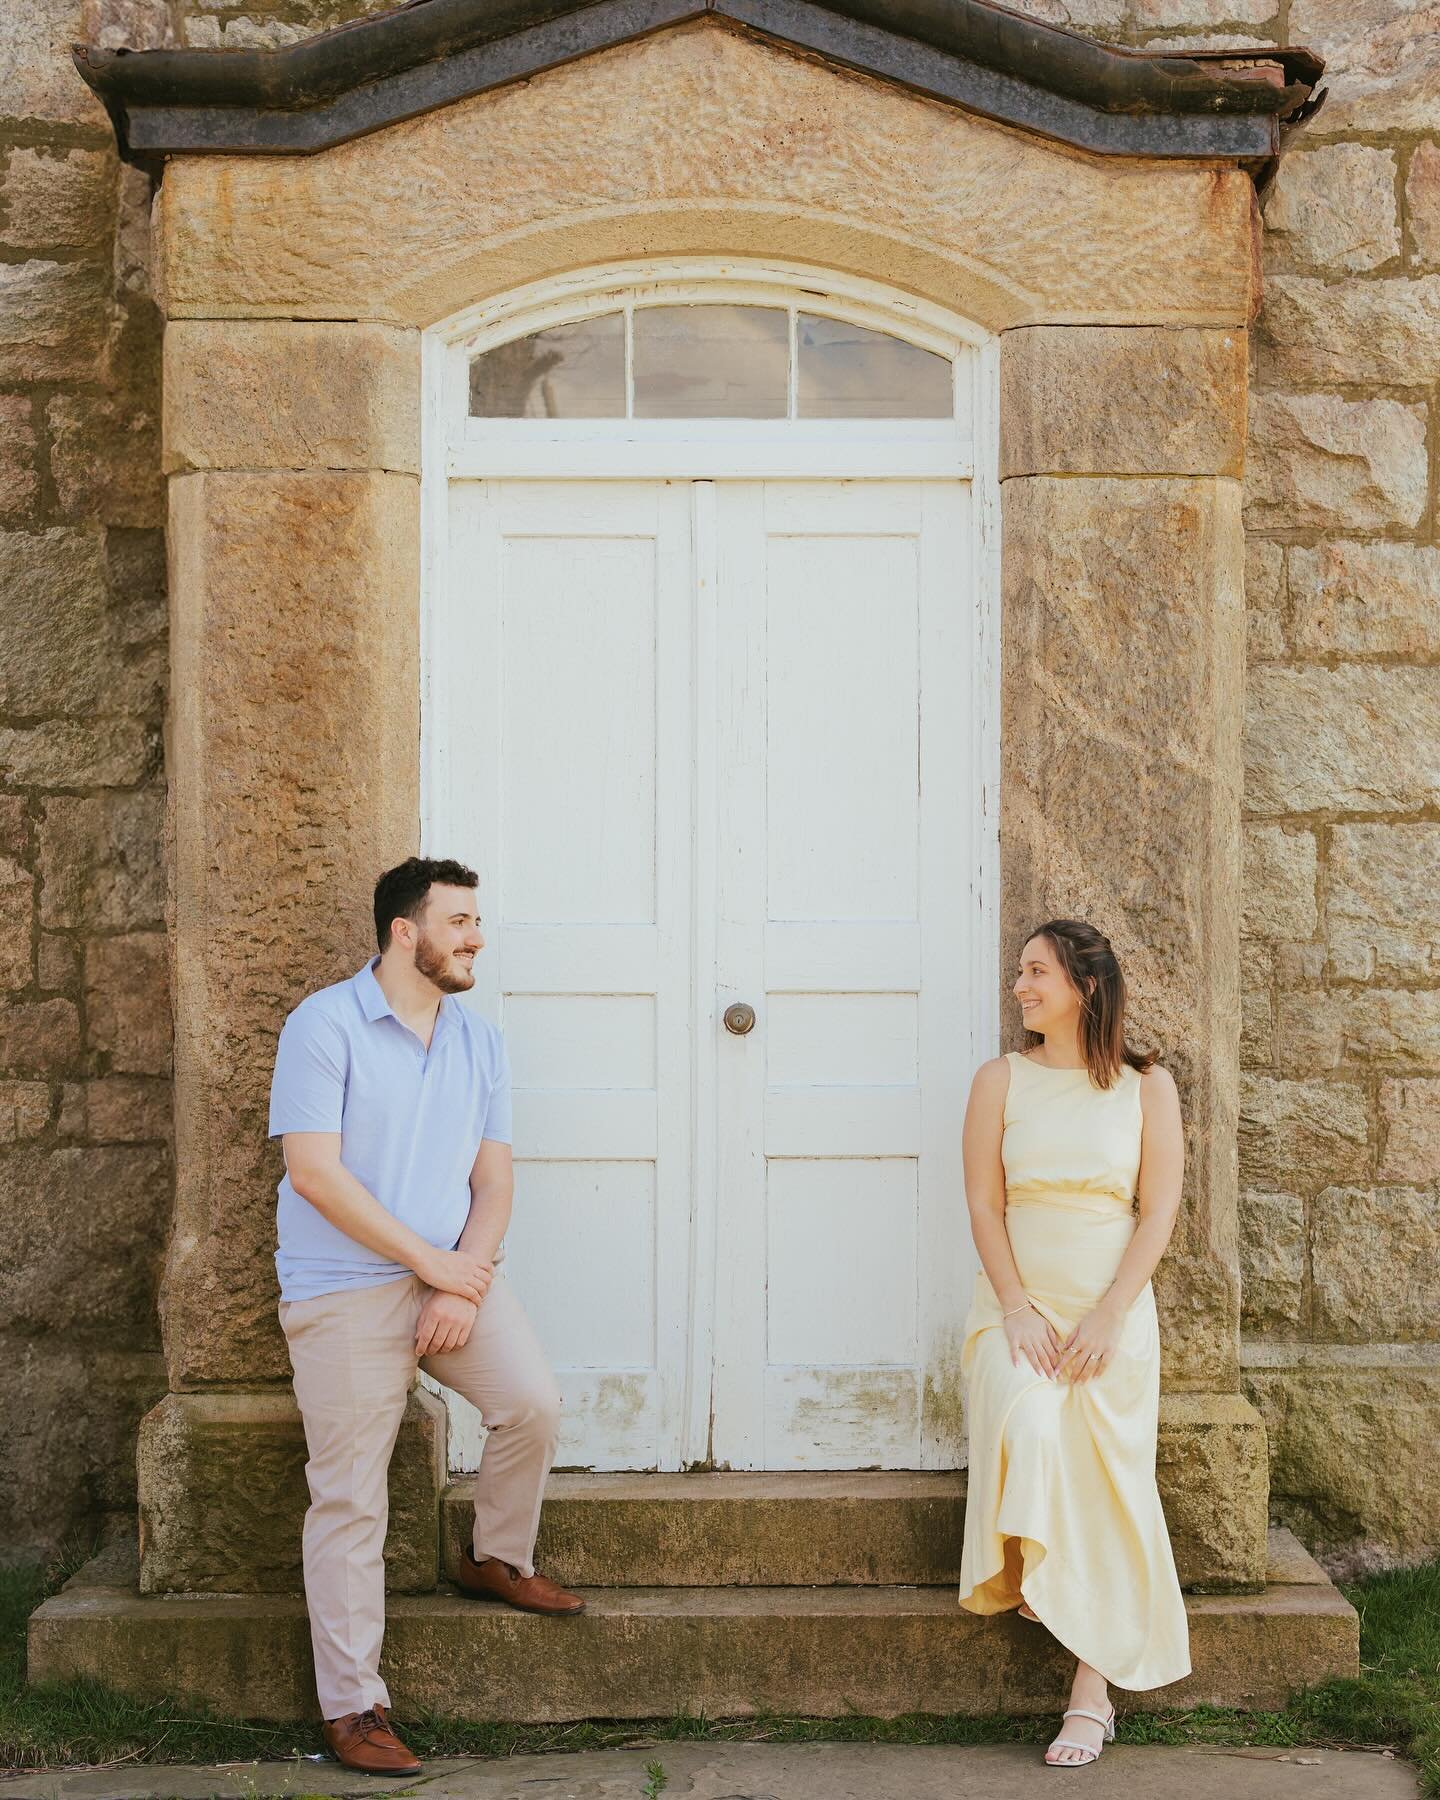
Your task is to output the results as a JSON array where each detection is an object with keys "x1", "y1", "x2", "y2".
[{"x1": 268, "y1": 958, "x2": 512, "y2": 1302}]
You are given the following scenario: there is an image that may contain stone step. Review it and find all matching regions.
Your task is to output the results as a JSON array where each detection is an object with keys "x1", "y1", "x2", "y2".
[
  {"x1": 30, "y1": 1530, "x2": 1357, "y2": 1724},
  {"x1": 447, "y1": 1471, "x2": 968, "y2": 1587}
]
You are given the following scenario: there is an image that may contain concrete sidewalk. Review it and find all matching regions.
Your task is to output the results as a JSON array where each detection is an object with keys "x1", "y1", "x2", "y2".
[{"x1": 0, "y1": 1742, "x2": 1421, "y2": 1800}]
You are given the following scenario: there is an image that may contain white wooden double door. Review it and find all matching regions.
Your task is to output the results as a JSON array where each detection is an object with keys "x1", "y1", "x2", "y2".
[{"x1": 436, "y1": 476, "x2": 976, "y2": 1471}]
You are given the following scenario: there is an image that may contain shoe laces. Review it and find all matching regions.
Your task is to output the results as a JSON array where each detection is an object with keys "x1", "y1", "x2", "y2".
[{"x1": 356, "y1": 1707, "x2": 386, "y2": 1738}]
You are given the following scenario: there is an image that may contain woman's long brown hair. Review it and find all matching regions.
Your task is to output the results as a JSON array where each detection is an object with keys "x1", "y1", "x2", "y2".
[{"x1": 1022, "y1": 918, "x2": 1157, "y2": 1090}]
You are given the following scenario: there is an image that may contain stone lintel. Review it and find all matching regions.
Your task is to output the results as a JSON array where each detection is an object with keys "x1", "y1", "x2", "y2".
[
  {"x1": 1001, "y1": 474, "x2": 1246, "y2": 1392},
  {"x1": 137, "y1": 1387, "x2": 446, "y2": 1595},
  {"x1": 1000, "y1": 325, "x2": 1247, "y2": 480},
  {"x1": 163, "y1": 320, "x2": 420, "y2": 476},
  {"x1": 165, "y1": 470, "x2": 419, "y2": 1389}
]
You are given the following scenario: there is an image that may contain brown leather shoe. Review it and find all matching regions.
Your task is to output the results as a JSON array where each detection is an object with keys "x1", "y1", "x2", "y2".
[
  {"x1": 322, "y1": 1704, "x2": 422, "y2": 1776},
  {"x1": 456, "y1": 1547, "x2": 586, "y2": 1615}
]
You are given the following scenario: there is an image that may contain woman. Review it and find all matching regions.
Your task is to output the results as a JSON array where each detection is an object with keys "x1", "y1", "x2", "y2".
[{"x1": 957, "y1": 919, "x2": 1190, "y2": 1767}]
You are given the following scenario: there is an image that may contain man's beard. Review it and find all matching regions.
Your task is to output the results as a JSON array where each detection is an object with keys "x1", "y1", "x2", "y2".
[{"x1": 413, "y1": 928, "x2": 474, "y2": 994}]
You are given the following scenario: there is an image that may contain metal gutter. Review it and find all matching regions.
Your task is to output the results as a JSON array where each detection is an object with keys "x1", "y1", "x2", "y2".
[{"x1": 71, "y1": 0, "x2": 1325, "y2": 168}]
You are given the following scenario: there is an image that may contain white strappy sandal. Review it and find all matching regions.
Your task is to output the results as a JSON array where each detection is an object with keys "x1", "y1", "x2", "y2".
[{"x1": 1044, "y1": 1702, "x2": 1115, "y2": 1767}]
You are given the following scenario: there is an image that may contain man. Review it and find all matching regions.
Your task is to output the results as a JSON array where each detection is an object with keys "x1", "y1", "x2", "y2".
[{"x1": 269, "y1": 856, "x2": 583, "y2": 1777}]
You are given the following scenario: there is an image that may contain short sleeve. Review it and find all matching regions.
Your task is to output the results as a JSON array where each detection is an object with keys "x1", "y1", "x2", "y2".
[
  {"x1": 481, "y1": 1035, "x2": 512, "y2": 1145},
  {"x1": 268, "y1": 1005, "x2": 348, "y2": 1137}
]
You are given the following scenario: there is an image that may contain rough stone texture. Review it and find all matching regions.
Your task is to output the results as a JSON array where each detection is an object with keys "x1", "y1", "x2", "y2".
[
  {"x1": 1326, "y1": 824, "x2": 1440, "y2": 983},
  {"x1": 1243, "y1": 392, "x2": 1428, "y2": 533},
  {"x1": 999, "y1": 326, "x2": 1246, "y2": 478},
  {"x1": 1310, "y1": 1186, "x2": 1440, "y2": 1341},
  {"x1": 153, "y1": 25, "x2": 1257, "y2": 332},
  {"x1": 1287, "y1": 0, "x2": 1440, "y2": 134},
  {"x1": 0, "y1": 145, "x2": 115, "y2": 250},
  {"x1": 1274, "y1": 988, "x2": 1440, "y2": 1077},
  {"x1": 0, "y1": 0, "x2": 171, "y2": 1567},
  {"x1": 1263, "y1": 145, "x2": 1400, "y2": 274},
  {"x1": 1408, "y1": 138, "x2": 1440, "y2": 267},
  {"x1": 1244, "y1": 666, "x2": 1440, "y2": 817},
  {"x1": 0, "y1": 1144, "x2": 169, "y2": 1336},
  {"x1": 1238, "y1": 1188, "x2": 1304, "y2": 1334},
  {"x1": 0, "y1": 0, "x2": 111, "y2": 127},
  {"x1": 0, "y1": 259, "x2": 110, "y2": 384},
  {"x1": 454, "y1": 1472, "x2": 969, "y2": 1589},
  {"x1": 163, "y1": 319, "x2": 420, "y2": 474},
  {"x1": 1259, "y1": 275, "x2": 1440, "y2": 387},
  {"x1": 1154, "y1": 1391, "x2": 1270, "y2": 1590},
  {"x1": 1001, "y1": 476, "x2": 1245, "y2": 1392},
  {"x1": 0, "y1": 395, "x2": 40, "y2": 518},
  {"x1": 48, "y1": 389, "x2": 165, "y2": 528},
  {"x1": 1377, "y1": 1078, "x2": 1440, "y2": 1183},
  {"x1": 136, "y1": 1388, "x2": 446, "y2": 1594},
  {"x1": 165, "y1": 470, "x2": 419, "y2": 1387},
  {"x1": 1238, "y1": 1074, "x2": 1371, "y2": 1189},
  {"x1": 84, "y1": 932, "x2": 171, "y2": 1074},
  {"x1": 1289, "y1": 542, "x2": 1440, "y2": 659},
  {"x1": 38, "y1": 791, "x2": 166, "y2": 931},
  {"x1": 0, "y1": 719, "x2": 155, "y2": 788},
  {"x1": 66, "y1": 1075, "x2": 171, "y2": 1143},
  {"x1": 0, "y1": 1080, "x2": 52, "y2": 1142},
  {"x1": 1245, "y1": 1362, "x2": 1440, "y2": 1575},
  {"x1": 1240, "y1": 827, "x2": 1316, "y2": 942},
  {"x1": 29, "y1": 1559, "x2": 1359, "y2": 1722}
]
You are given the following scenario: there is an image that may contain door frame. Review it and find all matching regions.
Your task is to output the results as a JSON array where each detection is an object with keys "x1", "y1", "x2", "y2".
[{"x1": 419, "y1": 257, "x2": 1002, "y2": 1471}]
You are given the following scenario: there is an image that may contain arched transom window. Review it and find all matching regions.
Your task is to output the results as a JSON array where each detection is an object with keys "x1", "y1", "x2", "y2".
[
  {"x1": 468, "y1": 303, "x2": 955, "y2": 420},
  {"x1": 433, "y1": 264, "x2": 992, "y2": 480}
]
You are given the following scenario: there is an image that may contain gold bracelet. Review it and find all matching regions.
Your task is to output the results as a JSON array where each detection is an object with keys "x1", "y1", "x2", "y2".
[{"x1": 1001, "y1": 1300, "x2": 1033, "y2": 1318}]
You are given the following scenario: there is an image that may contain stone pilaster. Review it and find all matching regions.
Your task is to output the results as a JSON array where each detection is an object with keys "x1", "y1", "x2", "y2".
[{"x1": 999, "y1": 324, "x2": 1267, "y2": 1585}]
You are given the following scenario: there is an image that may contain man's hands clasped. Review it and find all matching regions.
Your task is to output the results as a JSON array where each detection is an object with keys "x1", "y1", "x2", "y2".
[
  {"x1": 413, "y1": 1246, "x2": 494, "y2": 1355},
  {"x1": 419, "y1": 1246, "x2": 493, "y2": 1305},
  {"x1": 415, "y1": 1286, "x2": 480, "y2": 1356}
]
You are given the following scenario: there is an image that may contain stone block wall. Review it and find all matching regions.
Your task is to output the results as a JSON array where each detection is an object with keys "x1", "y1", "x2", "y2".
[
  {"x1": 2, "y1": 0, "x2": 1437, "y2": 1574},
  {"x1": 0, "y1": 0, "x2": 172, "y2": 1562}
]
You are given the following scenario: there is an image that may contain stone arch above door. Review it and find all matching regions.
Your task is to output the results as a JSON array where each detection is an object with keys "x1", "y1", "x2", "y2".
[{"x1": 150, "y1": 25, "x2": 1261, "y2": 333}]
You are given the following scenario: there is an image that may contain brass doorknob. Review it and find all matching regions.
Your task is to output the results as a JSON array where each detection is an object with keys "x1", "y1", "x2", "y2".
[{"x1": 723, "y1": 1002, "x2": 757, "y2": 1036}]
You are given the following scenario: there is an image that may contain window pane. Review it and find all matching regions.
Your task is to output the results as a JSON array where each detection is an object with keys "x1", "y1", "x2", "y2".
[
  {"x1": 633, "y1": 305, "x2": 788, "y2": 418},
  {"x1": 797, "y1": 314, "x2": 952, "y2": 418},
  {"x1": 469, "y1": 313, "x2": 624, "y2": 418}
]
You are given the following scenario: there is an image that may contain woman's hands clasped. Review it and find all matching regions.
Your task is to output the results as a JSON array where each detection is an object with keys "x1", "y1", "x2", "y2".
[
  {"x1": 1004, "y1": 1303, "x2": 1062, "y2": 1379},
  {"x1": 1005, "y1": 1298, "x2": 1124, "y2": 1383},
  {"x1": 1055, "y1": 1300, "x2": 1123, "y2": 1385}
]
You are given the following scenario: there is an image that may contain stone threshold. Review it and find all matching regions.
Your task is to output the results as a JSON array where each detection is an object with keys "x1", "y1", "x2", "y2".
[{"x1": 29, "y1": 1530, "x2": 1356, "y2": 1724}]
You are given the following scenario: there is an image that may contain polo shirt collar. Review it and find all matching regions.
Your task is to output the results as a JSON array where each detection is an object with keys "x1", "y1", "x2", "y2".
[
  {"x1": 355, "y1": 957, "x2": 394, "y2": 1022},
  {"x1": 354, "y1": 957, "x2": 461, "y2": 1038}
]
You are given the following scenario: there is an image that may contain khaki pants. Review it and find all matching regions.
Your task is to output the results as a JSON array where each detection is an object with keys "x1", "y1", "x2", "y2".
[{"x1": 280, "y1": 1272, "x2": 561, "y2": 1718}]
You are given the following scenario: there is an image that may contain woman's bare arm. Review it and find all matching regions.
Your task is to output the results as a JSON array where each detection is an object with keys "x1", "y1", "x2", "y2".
[{"x1": 1097, "y1": 1064, "x2": 1185, "y2": 1315}]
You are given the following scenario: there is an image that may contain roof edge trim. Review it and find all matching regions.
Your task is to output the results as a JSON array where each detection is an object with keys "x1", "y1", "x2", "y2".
[{"x1": 72, "y1": 0, "x2": 1325, "y2": 167}]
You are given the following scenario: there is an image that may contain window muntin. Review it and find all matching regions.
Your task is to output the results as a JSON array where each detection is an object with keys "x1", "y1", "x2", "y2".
[{"x1": 467, "y1": 302, "x2": 955, "y2": 420}]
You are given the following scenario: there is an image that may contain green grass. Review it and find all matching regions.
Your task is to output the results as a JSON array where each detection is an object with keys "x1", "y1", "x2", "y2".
[{"x1": 4, "y1": 1549, "x2": 1437, "y2": 1791}]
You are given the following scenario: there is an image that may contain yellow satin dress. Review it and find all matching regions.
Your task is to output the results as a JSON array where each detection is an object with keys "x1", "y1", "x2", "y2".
[{"x1": 957, "y1": 1051, "x2": 1190, "y2": 1691}]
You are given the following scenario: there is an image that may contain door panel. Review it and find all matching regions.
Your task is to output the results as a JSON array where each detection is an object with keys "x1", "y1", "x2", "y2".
[
  {"x1": 437, "y1": 480, "x2": 695, "y2": 1471},
  {"x1": 710, "y1": 481, "x2": 972, "y2": 1470}
]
